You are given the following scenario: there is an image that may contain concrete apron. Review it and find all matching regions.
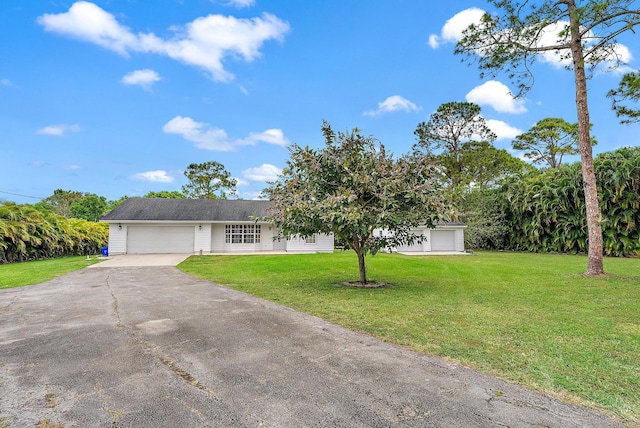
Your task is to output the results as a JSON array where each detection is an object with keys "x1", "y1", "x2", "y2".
[{"x1": 89, "y1": 254, "x2": 191, "y2": 267}]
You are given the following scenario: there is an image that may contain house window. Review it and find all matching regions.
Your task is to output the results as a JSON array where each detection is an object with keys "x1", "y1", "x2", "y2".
[
  {"x1": 305, "y1": 235, "x2": 317, "y2": 244},
  {"x1": 225, "y1": 224, "x2": 261, "y2": 244}
]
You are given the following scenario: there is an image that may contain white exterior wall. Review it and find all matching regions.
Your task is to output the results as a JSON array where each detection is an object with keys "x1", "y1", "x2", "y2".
[
  {"x1": 108, "y1": 224, "x2": 127, "y2": 255},
  {"x1": 423, "y1": 229, "x2": 432, "y2": 252},
  {"x1": 106, "y1": 222, "x2": 335, "y2": 254},
  {"x1": 211, "y1": 224, "x2": 225, "y2": 252},
  {"x1": 285, "y1": 234, "x2": 334, "y2": 253},
  {"x1": 194, "y1": 224, "x2": 211, "y2": 254},
  {"x1": 373, "y1": 226, "x2": 466, "y2": 253},
  {"x1": 454, "y1": 228, "x2": 465, "y2": 252},
  {"x1": 260, "y1": 224, "x2": 274, "y2": 251}
]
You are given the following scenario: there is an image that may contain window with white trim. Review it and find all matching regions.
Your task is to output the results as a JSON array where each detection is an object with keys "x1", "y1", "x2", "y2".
[
  {"x1": 225, "y1": 225, "x2": 261, "y2": 244},
  {"x1": 305, "y1": 234, "x2": 317, "y2": 244}
]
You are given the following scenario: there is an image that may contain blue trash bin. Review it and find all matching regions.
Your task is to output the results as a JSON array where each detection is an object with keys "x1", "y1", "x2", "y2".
[{"x1": 101, "y1": 247, "x2": 109, "y2": 257}]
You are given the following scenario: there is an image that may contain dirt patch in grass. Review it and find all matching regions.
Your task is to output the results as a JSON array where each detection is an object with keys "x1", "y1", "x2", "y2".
[{"x1": 335, "y1": 280, "x2": 394, "y2": 288}]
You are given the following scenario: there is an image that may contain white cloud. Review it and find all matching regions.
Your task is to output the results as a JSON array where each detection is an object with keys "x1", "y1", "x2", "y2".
[
  {"x1": 241, "y1": 129, "x2": 289, "y2": 146},
  {"x1": 37, "y1": 1, "x2": 137, "y2": 56},
  {"x1": 130, "y1": 170, "x2": 175, "y2": 183},
  {"x1": 485, "y1": 119, "x2": 522, "y2": 140},
  {"x1": 234, "y1": 177, "x2": 250, "y2": 187},
  {"x1": 37, "y1": 124, "x2": 81, "y2": 136},
  {"x1": 121, "y1": 69, "x2": 161, "y2": 90},
  {"x1": 226, "y1": 0, "x2": 255, "y2": 8},
  {"x1": 163, "y1": 116, "x2": 289, "y2": 151},
  {"x1": 364, "y1": 95, "x2": 421, "y2": 117},
  {"x1": 242, "y1": 163, "x2": 281, "y2": 182},
  {"x1": 163, "y1": 116, "x2": 234, "y2": 151},
  {"x1": 466, "y1": 80, "x2": 527, "y2": 114},
  {"x1": 38, "y1": 1, "x2": 290, "y2": 82},
  {"x1": 428, "y1": 8, "x2": 485, "y2": 49},
  {"x1": 1, "y1": 78, "x2": 12, "y2": 87},
  {"x1": 63, "y1": 165, "x2": 81, "y2": 170},
  {"x1": 428, "y1": 34, "x2": 440, "y2": 49},
  {"x1": 239, "y1": 190, "x2": 265, "y2": 200}
]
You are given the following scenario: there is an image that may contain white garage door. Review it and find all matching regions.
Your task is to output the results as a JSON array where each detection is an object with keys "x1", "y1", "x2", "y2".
[
  {"x1": 127, "y1": 226, "x2": 194, "y2": 254},
  {"x1": 431, "y1": 230, "x2": 457, "y2": 251}
]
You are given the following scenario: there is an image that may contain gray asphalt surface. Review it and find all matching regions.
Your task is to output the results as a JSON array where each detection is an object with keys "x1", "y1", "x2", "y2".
[{"x1": 0, "y1": 264, "x2": 623, "y2": 427}]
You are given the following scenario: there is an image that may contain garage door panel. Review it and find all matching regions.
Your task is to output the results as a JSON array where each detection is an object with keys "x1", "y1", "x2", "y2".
[
  {"x1": 127, "y1": 226, "x2": 194, "y2": 254},
  {"x1": 431, "y1": 230, "x2": 456, "y2": 252}
]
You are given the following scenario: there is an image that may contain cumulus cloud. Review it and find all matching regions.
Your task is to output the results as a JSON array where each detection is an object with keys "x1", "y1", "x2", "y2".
[
  {"x1": 485, "y1": 119, "x2": 522, "y2": 140},
  {"x1": 242, "y1": 163, "x2": 281, "y2": 182},
  {"x1": 121, "y1": 69, "x2": 161, "y2": 90},
  {"x1": 364, "y1": 95, "x2": 421, "y2": 117},
  {"x1": 428, "y1": 8, "x2": 485, "y2": 49},
  {"x1": 38, "y1": 1, "x2": 290, "y2": 82},
  {"x1": 163, "y1": 116, "x2": 289, "y2": 151},
  {"x1": 466, "y1": 81, "x2": 527, "y2": 114},
  {"x1": 431, "y1": 10, "x2": 632, "y2": 71},
  {"x1": 241, "y1": 129, "x2": 290, "y2": 146},
  {"x1": 130, "y1": 170, "x2": 175, "y2": 183},
  {"x1": 535, "y1": 21, "x2": 634, "y2": 71},
  {"x1": 37, "y1": 124, "x2": 81, "y2": 136}
]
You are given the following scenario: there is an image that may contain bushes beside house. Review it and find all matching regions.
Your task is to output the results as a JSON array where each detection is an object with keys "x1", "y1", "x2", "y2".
[{"x1": 0, "y1": 202, "x2": 108, "y2": 264}]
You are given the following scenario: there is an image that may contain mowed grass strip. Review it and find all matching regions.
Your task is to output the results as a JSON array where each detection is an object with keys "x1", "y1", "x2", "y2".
[
  {"x1": 0, "y1": 256, "x2": 102, "y2": 289},
  {"x1": 179, "y1": 251, "x2": 640, "y2": 423}
]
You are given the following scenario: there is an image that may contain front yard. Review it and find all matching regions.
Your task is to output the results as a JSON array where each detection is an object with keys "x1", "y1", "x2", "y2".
[{"x1": 179, "y1": 251, "x2": 640, "y2": 424}]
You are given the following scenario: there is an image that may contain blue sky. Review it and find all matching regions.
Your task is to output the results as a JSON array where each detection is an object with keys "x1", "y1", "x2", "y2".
[{"x1": 1, "y1": 1, "x2": 638, "y2": 204}]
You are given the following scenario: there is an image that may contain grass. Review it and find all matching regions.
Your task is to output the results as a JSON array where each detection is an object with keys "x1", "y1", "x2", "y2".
[
  {"x1": 0, "y1": 256, "x2": 102, "y2": 289},
  {"x1": 178, "y1": 251, "x2": 640, "y2": 424}
]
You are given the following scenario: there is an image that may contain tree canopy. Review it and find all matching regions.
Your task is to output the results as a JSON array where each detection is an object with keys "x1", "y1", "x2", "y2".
[
  {"x1": 265, "y1": 122, "x2": 445, "y2": 284},
  {"x1": 608, "y1": 70, "x2": 640, "y2": 124},
  {"x1": 512, "y1": 117, "x2": 594, "y2": 168},
  {"x1": 460, "y1": 141, "x2": 534, "y2": 189},
  {"x1": 182, "y1": 161, "x2": 237, "y2": 199},
  {"x1": 455, "y1": 0, "x2": 640, "y2": 275},
  {"x1": 39, "y1": 189, "x2": 84, "y2": 218},
  {"x1": 413, "y1": 102, "x2": 496, "y2": 188},
  {"x1": 69, "y1": 194, "x2": 109, "y2": 222},
  {"x1": 143, "y1": 190, "x2": 186, "y2": 199}
]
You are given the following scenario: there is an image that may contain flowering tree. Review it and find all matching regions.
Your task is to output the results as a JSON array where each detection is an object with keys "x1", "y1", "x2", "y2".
[{"x1": 265, "y1": 122, "x2": 445, "y2": 284}]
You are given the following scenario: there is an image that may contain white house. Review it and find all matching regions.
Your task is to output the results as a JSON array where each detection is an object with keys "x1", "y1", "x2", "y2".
[
  {"x1": 374, "y1": 223, "x2": 467, "y2": 253},
  {"x1": 100, "y1": 198, "x2": 334, "y2": 255}
]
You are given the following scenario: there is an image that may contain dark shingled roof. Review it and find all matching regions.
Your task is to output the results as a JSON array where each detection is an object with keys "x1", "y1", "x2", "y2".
[{"x1": 101, "y1": 198, "x2": 272, "y2": 222}]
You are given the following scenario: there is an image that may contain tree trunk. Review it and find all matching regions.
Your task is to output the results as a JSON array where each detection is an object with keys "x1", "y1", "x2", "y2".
[
  {"x1": 356, "y1": 249, "x2": 367, "y2": 284},
  {"x1": 568, "y1": 2, "x2": 604, "y2": 275}
]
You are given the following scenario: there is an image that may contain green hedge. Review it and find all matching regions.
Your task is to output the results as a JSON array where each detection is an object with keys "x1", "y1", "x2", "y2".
[
  {"x1": 0, "y1": 202, "x2": 108, "y2": 264},
  {"x1": 504, "y1": 146, "x2": 640, "y2": 256}
]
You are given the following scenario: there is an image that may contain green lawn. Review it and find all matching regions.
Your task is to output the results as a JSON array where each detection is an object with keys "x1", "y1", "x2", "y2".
[
  {"x1": 179, "y1": 251, "x2": 640, "y2": 424},
  {"x1": 0, "y1": 256, "x2": 102, "y2": 289}
]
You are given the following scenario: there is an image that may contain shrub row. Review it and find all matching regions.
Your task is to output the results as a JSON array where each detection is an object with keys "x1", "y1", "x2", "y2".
[
  {"x1": 464, "y1": 146, "x2": 640, "y2": 256},
  {"x1": 0, "y1": 202, "x2": 108, "y2": 264}
]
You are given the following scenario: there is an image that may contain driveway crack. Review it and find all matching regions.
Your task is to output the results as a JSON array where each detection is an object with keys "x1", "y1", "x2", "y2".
[{"x1": 104, "y1": 273, "x2": 217, "y2": 401}]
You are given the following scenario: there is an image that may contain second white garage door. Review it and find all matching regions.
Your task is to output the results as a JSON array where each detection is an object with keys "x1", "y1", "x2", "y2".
[
  {"x1": 127, "y1": 226, "x2": 194, "y2": 254},
  {"x1": 430, "y1": 230, "x2": 457, "y2": 251}
]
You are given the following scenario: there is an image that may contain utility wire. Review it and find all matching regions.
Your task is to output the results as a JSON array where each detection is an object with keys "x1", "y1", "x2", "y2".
[{"x1": 0, "y1": 190, "x2": 44, "y2": 200}]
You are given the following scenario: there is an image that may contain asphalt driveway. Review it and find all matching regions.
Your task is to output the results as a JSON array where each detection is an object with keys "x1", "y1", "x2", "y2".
[{"x1": 0, "y1": 264, "x2": 622, "y2": 427}]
